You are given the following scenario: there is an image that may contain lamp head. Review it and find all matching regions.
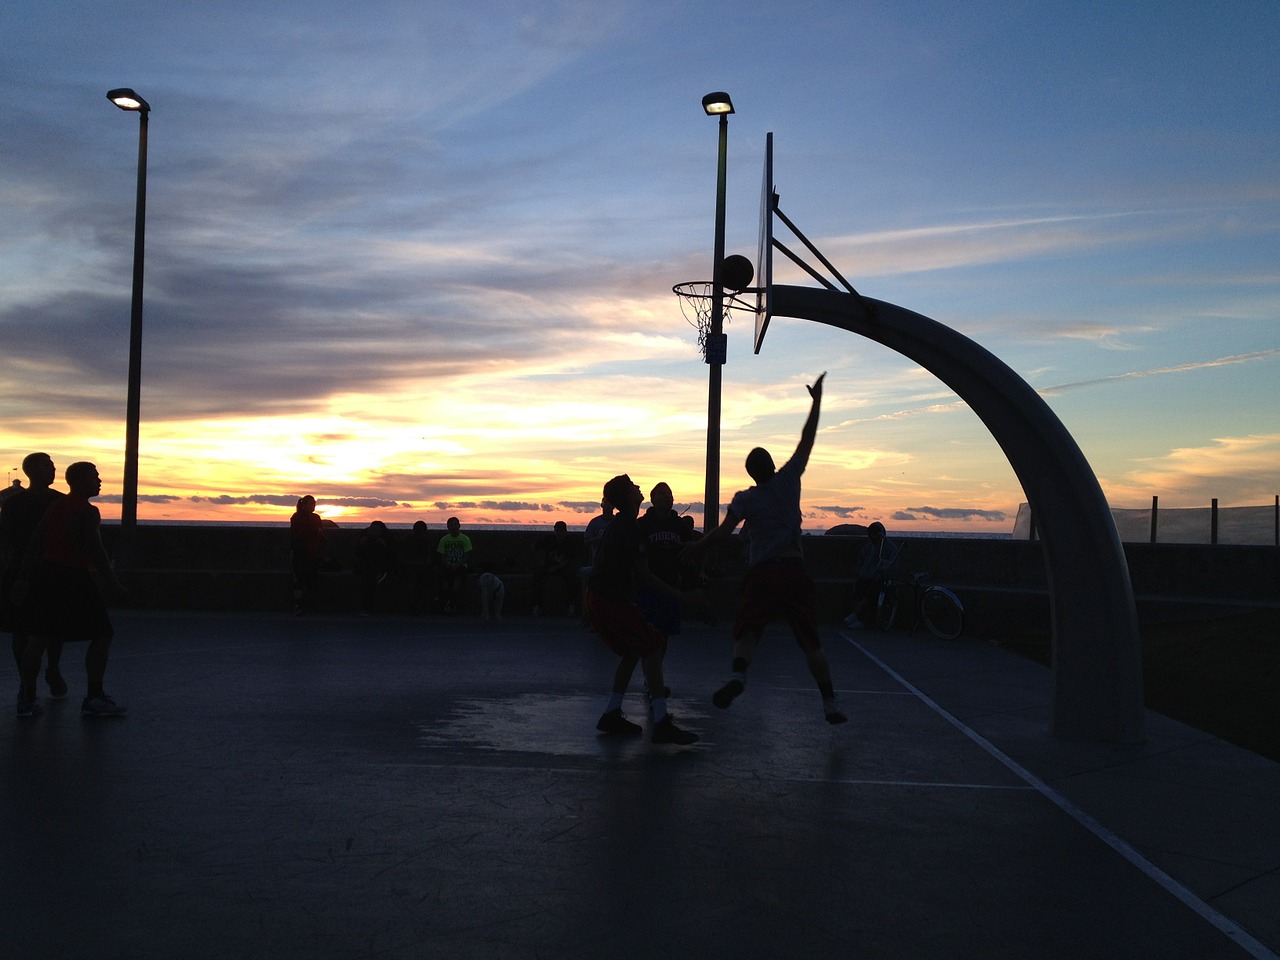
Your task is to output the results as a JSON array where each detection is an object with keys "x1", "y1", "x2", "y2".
[
  {"x1": 702, "y1": 91, "x2": 734, "y2": 116},
  {"x1": 107, "y1": 88, "x2": 150, "y2": 112}
]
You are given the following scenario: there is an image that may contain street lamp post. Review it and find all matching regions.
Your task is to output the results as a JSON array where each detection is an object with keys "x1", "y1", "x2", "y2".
[
  {"x1": 702, "y1": 91, "x2": 733, "y2": 534},
  {"x1": 107, "y1": 88, "x2": 150, "y2": 567}
]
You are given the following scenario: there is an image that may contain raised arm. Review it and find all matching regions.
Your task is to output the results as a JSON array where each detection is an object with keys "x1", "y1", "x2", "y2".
[{"x1": 791, "y1": 372, "x2": 825, "y2": 469}]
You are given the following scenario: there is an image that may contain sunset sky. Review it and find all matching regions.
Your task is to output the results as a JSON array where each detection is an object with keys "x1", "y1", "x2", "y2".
[{"x1": 1, "y1": 1, "x2": 1277, "y2": 535}]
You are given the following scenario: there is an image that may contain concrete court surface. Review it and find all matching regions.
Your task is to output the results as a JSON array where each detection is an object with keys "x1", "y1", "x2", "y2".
[{"x1": 2, "y1": 610, "x2": 1277, "y2": 960}]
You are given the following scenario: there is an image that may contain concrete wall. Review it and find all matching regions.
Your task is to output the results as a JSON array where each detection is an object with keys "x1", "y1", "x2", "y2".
[{"x1": 98, "y1": 525, "x2": 1278, "y2": 633}]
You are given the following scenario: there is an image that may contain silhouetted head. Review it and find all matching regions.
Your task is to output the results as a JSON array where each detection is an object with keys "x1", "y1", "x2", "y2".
[
  {"x1": 296, "y1": 495, "x2": 316, "y2": 513},
  {"x1": 868, "y1": 521, "x2": 885, "y2": 541},
  {"x1": 64, "y1": 461, "x2": 101, "y2": 497},
  {"x1": 649, "y1": 482, "x2": 673, "y2": 511},
  {"x1": 447, "y1": 517, "x2": 460, "y2": 533},
  {"x1": 412, "y1": 520, "x2": 428, "y2": 533},
  {"x1": 745, "y1": 447, "x2": 775, "y2": 484},
  {"x1": 603, "y1": 474, "x2": 641, "y2": 515},
  {"x1": 21, "y1": 452, "x2": 55, "y2": 487}
]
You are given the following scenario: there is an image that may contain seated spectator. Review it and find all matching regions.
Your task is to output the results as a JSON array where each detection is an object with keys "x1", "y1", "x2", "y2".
[
  {"x1": 397, "y1": 520, "x2": 435, "y2": 614},
  {"x1": 354, "y1": 520, "x2": 392, "y2": 616},
  {"x1": 846, "y1": 521, "x2": 899, "y2": 628},
  {"x1": 532, "y1": 520, "x2": 579, "y2": 616}
]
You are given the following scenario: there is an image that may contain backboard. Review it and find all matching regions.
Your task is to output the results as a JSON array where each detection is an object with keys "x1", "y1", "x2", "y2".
[{"x1": 753, "y1": 131, "x2": 775, "y2": 354}]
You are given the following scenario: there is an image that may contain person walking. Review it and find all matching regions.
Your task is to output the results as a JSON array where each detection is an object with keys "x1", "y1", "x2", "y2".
[
  {"x1": 289, "y1": 495, "x2": 326, "y2": 615},
  {"x1": 684, "y1": 373, "x2": 847, "y2": 725},
  {"x1": 12, "y1": 461, "x2": 126, "y2": 718},
  {"x1": 0, "y1": 452, "x2": 67, "y2": 697}
]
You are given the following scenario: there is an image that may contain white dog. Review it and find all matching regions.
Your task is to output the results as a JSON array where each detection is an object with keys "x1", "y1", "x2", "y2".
[{"x1": 477, "y1": 571, "x2": 505, "y2": 620}]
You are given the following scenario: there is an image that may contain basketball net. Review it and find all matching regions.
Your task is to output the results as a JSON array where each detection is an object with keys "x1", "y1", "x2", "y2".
[{"x1": 673, "y1": 281, "x2": 729, "y2": 362}]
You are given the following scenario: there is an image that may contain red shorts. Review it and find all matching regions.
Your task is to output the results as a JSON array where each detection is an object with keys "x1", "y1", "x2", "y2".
[
  {"x1": 585, "y1": 589, "x2": 667, "y2": 658},
  {"x1": 733, "y1": 561, "x2": 821, "y2": 652}
]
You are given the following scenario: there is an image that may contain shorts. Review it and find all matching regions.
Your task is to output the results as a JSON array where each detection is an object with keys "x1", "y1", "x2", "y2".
[
  {"x1": 585, "y1": 589, "x2": 667, "y2": 659},
  {"x1": 637, "y1": 587, "x2": 681, "y2": 638},
  {"x1": 18, "y1": 562, "x2": 114, "y2": 641},
  {"x1": 733, "y1": 560, "x2": 821, "y2": 653}
]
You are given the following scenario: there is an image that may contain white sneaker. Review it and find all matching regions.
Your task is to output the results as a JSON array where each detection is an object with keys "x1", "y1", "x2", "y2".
[{"x1": 842, "y1": 614, "x2": 864, "y2": 629}]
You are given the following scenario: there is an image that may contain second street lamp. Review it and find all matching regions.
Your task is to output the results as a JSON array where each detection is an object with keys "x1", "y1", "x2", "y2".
[{"x1": 107, "y1": 87, "x2": 150, "y2": 568}]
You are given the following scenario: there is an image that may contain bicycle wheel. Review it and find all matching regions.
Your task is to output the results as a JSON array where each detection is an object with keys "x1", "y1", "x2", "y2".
[
  {"x1": 920, "y1": 586, "x2": 963, "y2": 639},
  {"x1": 875, "y1": 583, "x2": 899, "y2": 631}
]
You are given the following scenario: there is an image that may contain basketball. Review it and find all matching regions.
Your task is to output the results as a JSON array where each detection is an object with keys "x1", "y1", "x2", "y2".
[{"x1": 721, "y1": 254, "x2": 754, "y2": 293}]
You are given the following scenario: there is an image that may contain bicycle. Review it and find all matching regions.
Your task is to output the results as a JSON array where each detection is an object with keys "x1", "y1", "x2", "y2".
[{"x1": 874, "y1": 571, "x2": 964, "y2": 640}]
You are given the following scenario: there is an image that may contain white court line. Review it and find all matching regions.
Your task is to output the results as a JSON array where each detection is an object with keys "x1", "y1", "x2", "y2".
[
  {"x1": 848, "y1": 635, "x2": 1280, "y2": 960},
  {"x1": 787, "y1": 777, "x2": 1034, "y2": 791}
]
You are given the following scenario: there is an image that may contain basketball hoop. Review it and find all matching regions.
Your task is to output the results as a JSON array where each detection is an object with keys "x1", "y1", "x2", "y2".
[{"x1": 673, "y1": 253, "x2": 757, "y2": 362}]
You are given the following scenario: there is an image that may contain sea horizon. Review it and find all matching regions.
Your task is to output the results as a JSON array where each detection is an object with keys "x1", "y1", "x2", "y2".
[{"x1": 106, "y1": 519, "x2": 1014, "y2": 539}]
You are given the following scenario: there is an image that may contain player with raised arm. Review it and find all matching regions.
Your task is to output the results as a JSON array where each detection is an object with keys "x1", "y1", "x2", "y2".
[{"x1": 684, "y1": 373, "x2": 847, "y2": 725}]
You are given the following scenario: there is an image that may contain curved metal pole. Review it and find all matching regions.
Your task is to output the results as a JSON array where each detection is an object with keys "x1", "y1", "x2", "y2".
[{"x1": 774, "y1": 284, "x2": 1145, "y2": 743}]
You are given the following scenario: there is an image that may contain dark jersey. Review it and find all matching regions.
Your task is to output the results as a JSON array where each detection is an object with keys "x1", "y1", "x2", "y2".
[
  {"x1": 0, "y1": 487, "x2": 64, "y2": 569},
  {"x1": 0, "y1": 487, "x2": 64, "y2": 631},
  {"x1": 637, "y1": 507, "x2": 693, "y2": 587},
  {"x1": 586, "y1": 513, "x2": 645, "y2": 603}
]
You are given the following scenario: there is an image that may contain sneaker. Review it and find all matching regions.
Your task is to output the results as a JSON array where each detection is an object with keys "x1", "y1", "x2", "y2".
[
  {"x1": 16, "y1": 698, "x2": 42, "y2": 718},
  {"x1": 651, "y1": 714, "x2": 699, "y2": 745},
  {"x1": 842, "y1": 614, "x2": 864, "y2": 629},
  {"x1": 82, "y1": 694, "x2": 128, "y2": 718},
  {"x1": 825, "y1": 709, "x2": 849, "y2": 725},
  {"x1": 712, "y1": 678, "x2": 744, "y2": 709},
  {"x1": 595, "y1": 708, "x2": 642, "y2": 736},
  {"x1": 46, "y1": 670, "x2": 69, "y2": 699}
]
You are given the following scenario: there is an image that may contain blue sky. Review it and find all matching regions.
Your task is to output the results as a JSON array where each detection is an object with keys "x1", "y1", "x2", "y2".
[{"x1": 1, "y1": 0, "x2": 1276, "y2": 533}]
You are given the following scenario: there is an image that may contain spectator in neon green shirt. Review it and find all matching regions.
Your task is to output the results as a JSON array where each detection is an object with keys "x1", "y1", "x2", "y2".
[{"x1": 435, "y1": 517, "x2": 472, "y2": 614}]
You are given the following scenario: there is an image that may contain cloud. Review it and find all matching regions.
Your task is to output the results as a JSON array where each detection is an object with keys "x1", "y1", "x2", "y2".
[
  {"x1": 814, "y1": 212, "x2": 1161, "y2": 279},
  {"x1": 1038, "y1": 349, "x2": 1280, "y2": 396},
  {"x1": 434, "y1": 500, "x2": 552, "y2": 514},
  {"x1": 95, "y1": 494, "x2": 184, "y2": 505},
  {"x1": 826, "y1": 349, "x2": 1280, "y2": 428},
  {"x1": 892, "y1": 506, "x2": 1009, "y2": 522},
  {"x1": 182, "y1": 494, "x2": 406, "y2": 508},
  {"x1": 1105, "y1": 434, "x2": 1280, "y2": 506},
  {"x1": 814, "y1": 504, "x2": 865, "y2": 518},
  {"x1": 187, "y1": 494, "x2": 303, "y2": 507}
]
